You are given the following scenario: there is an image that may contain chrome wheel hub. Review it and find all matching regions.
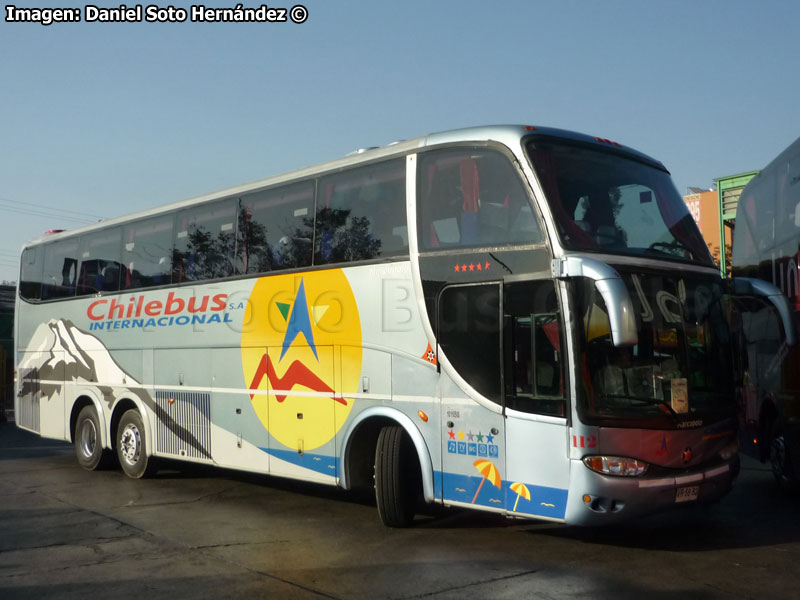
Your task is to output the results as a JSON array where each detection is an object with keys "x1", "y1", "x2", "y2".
[
  {"x1": 79, "y1": 419, "x2": 97, "y2": 457},
  {"x1": 119, "y1": 424, "x2": 141, "y2": 465}
]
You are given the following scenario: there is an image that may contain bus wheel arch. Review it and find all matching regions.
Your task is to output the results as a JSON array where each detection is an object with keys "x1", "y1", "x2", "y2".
[
  {"x1": 342, "y1": 415, "x2": 391, "y2": 495},
  {"x1": 71, "y1": 396, "x2": 114, "y2": 470},
  {"x1": 375, "y1": 423, "x2": 423, "y2": 527},
  {"x1": 341, "y1": 408, "x2": 435, "y2": 524},
  {"x1": 69, "y1": 395, "x2": 103, "y2": 447}
]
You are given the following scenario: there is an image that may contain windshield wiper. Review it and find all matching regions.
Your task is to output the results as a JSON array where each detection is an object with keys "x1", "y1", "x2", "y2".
[
  {"x1": 644, "y1": 240, "x2": 691, "y2": 259},
  {"x1": 603, "y1": 394, "x2": 677, "y2": 416}
]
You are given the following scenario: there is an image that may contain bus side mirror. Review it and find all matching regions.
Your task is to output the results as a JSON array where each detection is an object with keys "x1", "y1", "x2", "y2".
[
  {"x1": 553, "y1": 256, "x2": 638, "y2": 347},
  {"x1": 732, "y1": 277, "x2": 797, "y2": 347}
]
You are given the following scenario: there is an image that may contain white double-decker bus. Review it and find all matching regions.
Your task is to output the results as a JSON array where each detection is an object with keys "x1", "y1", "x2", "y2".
[{"x1": 16, "y1": 125, "x2": 741, "y2": 526}]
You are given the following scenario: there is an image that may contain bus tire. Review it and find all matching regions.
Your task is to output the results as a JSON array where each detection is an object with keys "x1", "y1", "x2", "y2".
[
  {"x1": 116, "y1": 409, "x2": 157, "y2": 479},
  {"x1": 374, "y1": 424, "x2": 417, "y2": 527},
  {"x1": 74, "y1": 405, "x2": 113, "y2": 471},
  {"x1": 770, "y1": 422, "x2": 797, "y2": 490}
]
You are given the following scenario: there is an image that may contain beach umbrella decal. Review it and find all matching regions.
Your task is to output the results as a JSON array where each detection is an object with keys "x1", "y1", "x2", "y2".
[
  {"x1": 510, "y1": 482, "x2": 531, "y2": 512},
  {"x1": 471, "y1": 459, "x2": 502, "y2": 504}
]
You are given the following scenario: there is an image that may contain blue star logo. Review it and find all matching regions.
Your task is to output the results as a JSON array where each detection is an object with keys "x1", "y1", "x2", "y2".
[{"x1": 279, "y1": 279, "x2": 318, "y2": 361}]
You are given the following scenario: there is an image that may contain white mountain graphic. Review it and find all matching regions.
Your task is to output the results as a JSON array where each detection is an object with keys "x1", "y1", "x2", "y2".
[
  {"x1": 18, "y1": 319, "x2": 140, "y2": 400},
  {"x1": 18, "y1": 319, "x2": 211, "y2": 459}
]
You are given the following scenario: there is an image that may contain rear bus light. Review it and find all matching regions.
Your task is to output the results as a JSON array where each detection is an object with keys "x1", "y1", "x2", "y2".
[{"x1": 583, "y1": 455, "x2": 648, "y2": 477}]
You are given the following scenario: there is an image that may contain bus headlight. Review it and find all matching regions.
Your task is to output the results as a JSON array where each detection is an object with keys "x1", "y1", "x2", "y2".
[{"x1": 583, "y1": 455, "x2": 648, "y2": 477}]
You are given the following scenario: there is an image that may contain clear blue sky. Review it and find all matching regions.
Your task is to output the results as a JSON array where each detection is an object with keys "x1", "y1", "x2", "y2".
[{"x1": 1, "y1": 0, "x2": 798, "y2": 282}]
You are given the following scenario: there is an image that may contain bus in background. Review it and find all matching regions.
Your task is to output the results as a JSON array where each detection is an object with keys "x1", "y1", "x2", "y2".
[
  {"x1": 731, "y1": 135, "x2": 800, "y2": 488},
  {"x1": 16, "y1": 125, "x2": 742, "y2": 526}
]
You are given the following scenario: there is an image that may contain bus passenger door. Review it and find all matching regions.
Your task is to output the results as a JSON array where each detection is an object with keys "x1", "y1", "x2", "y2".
[
  {"x1": 503, "y1": 280, "x2": 571, "y2": 520},
  {"x1": 438, "y1": 283, "x2": 507, "y2": 511}
]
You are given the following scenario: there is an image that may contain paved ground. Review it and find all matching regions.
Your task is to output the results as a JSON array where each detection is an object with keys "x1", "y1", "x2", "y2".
[{"x1": 1, "y1": 421, "x2": 798, "y2": 599}]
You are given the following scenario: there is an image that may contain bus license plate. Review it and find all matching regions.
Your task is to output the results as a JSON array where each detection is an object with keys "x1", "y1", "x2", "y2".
[{"x1": 675, "y1": 486, "x2": 699, "y2": 503}]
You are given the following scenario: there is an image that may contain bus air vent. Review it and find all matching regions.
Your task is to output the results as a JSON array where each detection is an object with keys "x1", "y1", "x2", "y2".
[{"x1": 153, "y1": 390, "x2": 212, "y2": 460}]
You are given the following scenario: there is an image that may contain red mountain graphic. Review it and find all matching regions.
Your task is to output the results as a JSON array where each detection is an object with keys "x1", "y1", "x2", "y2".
[{"x1": 248, "y1": 354, "x2": 346, "y2": 405}]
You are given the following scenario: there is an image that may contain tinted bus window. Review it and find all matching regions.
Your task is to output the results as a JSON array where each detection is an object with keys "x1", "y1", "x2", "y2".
[
  {"x1": 732, "y1": 139, "x2": 800, "y2": 286},
  {"x1": 41, "y1": 239, "x2": 79, "y2": 300},
  {"x1": 122, "y1": 215, "x2": 173, "y2": 289},
  {"x1": 238, "y1": 182, "x2": 315, "y2": 273},
  {"x1": 316, "y1": 159, "x2": 407, "y2": 265},
  {"x1": 418, "y1": 147, "x2": 541, "y2": 251},
  {"x1": 77, "y1": 228, "x2": 123, "y2": 295},
  {"x1": 438, "y1": 283, "x2": 502, "y2": 404},
  {"x1": 19, "y1": 246, "x2": 43, "y2": 301},
  {"x1": 504, "y1": 280, "x2": 565, "y2": 417},
  {"x1": 173, "y1": 199, "x2": 237, "y2": 283},
  {"x1": 526, "y1": 138, "x2": 711, "y2": 264}
]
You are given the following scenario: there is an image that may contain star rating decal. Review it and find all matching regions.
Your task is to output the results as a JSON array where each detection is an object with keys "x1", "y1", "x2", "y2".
[
  {"x1": 446, "y1": 428, "x2": 499, "y2": 458},
  {"x1": 454, "y1": 261, "x2": 492, "y2": 273}
]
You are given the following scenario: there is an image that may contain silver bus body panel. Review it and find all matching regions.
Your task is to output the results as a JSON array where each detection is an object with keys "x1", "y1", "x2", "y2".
[{"x1": 15, "y1": 124, "x2": 737, "y2": 526}]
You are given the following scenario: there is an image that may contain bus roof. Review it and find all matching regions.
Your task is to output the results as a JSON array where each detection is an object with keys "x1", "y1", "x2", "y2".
[{"x1": 24, "y1": 124, "x2": 665, "y2": 247}]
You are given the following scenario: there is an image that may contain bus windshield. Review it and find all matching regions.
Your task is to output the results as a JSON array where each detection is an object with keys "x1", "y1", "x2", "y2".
[
  {"x1": 576, "y1": 269, "x2": 735, "y2": 428},
  {"x1": 526, "y1": 138, "x2": 713, "y2": 265}
]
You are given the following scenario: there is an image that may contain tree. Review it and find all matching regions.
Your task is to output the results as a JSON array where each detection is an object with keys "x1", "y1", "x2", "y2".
[{"x1": 313, "y1": 207, "x2": 381, "y2": 263}]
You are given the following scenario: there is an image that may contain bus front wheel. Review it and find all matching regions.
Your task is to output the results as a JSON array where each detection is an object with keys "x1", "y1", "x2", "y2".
[
  {"x1": 116, "y1": 409, "x2": 157, "y2": 479},
  {"x1": 74, "y1": 405, "x2": 113, "y2": 471},
  {"x1": 770, "y1": 422, "x2": 797, "y2": 490},
  {"x1": 374, "y1": 424, "x2": 418, "y2": 527}
]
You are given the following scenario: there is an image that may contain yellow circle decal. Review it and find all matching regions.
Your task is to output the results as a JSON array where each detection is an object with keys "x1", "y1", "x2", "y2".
[{"x1": 241, "y1": 270, "x2": 361, "y2": 451}]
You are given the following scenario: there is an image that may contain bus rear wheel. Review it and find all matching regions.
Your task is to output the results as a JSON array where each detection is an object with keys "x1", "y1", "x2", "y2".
[
  {"x1": 116, "y1": 409, "x2": 157, "y2": 479},
  {"x1": 74, "y1": 405, "x2": 113, "y2": 471},
  {"x1": 770, "y1": 423, "x2": 797, "y2": 490},
  {"x1": 374, "y1": 424, "x2": 418, "y2": 527}
]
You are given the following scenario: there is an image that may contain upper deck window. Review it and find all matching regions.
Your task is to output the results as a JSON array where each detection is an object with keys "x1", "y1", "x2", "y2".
[
  {"x1": 122, "y1": 215, "x2": 174, "y2": 289},
  {"x1": 19, "y1": 246, "x2": 43, "y2": 301},
  {"x1": 417, "y1": 147, "x2": 542, "y2": 251},
  {"x1": 41, "y1": 238, "x2": 79, "y2": 300},
  {"x1": 239, "y1": 182, "x2": 315, "y2": 273},
  {"x1": 77, "y1": 228, "x2": 122, "y2": 295},
  {"x1": 527, "y1": 138, "x2": 712, "y2": 266},
  {"x1": 315, "y1": 159, "x2": 407, "y2": 264},
  {"x1": 173, "y1": 199, "x2": 238, "y2": 283}
]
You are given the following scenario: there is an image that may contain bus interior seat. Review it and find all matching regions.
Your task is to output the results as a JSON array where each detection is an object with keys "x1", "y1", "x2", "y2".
[
  {"x1": 101, "y1": 263, "x2": 121, "y2": 291},
  {"x1": 595, "y1": 225, "x2": 623, "y2": 247},
  {"x1": 509, "y1": 208, "x2": 538, "y2": 242},
  {"x1": 460, "y1": 212, "x2": 479, "y2": 244},
  {"x1": 381, "y1": 225, "x2": 408, "y2": 255},
  {"x1": 479, "y1": 202, "x2": 509, "y2": 243},
  {"x1": 459, "y1": 158, "x2": 480, "y2": 245},
  {"x1": 536, "y1": 361, "x2": 556, "y2": 393}
]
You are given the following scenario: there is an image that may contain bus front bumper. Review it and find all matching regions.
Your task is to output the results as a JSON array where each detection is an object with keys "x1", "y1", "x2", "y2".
[{"x1": 563, "y1": 456, "x2": 740, "y2": 526}]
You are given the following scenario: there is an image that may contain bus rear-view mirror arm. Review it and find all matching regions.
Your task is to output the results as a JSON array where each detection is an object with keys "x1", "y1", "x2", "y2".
[
  {"x1": 552, "y1": 256, "x2": 638, "y2": 347},
  {"x1": 732, "y1": 277, "x2": 797, "y2": 346}
]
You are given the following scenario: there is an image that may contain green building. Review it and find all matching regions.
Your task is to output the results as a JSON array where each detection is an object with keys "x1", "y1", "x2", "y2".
[{"x1": 714, "y1": 171, "x2": 759, "y2": 277}]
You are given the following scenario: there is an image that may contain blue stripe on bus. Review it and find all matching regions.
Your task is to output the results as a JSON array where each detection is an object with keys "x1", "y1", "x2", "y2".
[
  {"x1": 436, "y1": 471, "x2": 568, "y2": 519},
  {"x1": 261, "y1": 447, "x2": 339, "y2": 477}
]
